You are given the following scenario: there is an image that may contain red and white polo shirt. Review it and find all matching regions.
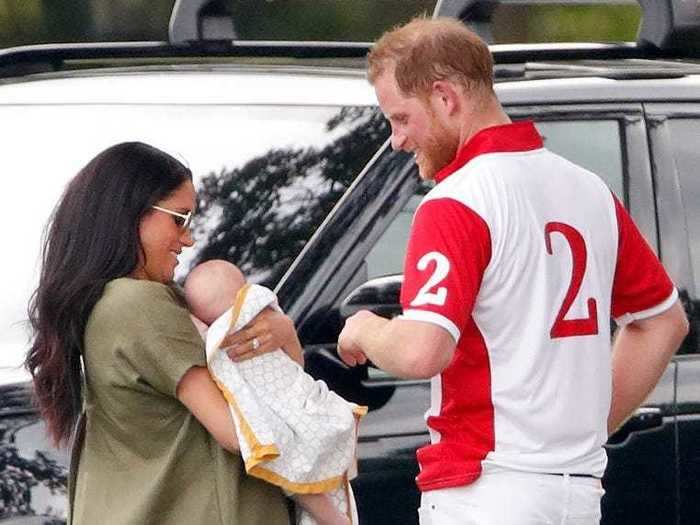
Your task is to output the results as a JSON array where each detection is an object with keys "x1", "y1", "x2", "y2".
[{"x1": 399, "y1": 121, "x2": 677, "y2": 492}]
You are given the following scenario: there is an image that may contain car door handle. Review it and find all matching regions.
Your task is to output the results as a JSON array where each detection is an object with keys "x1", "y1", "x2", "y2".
[
  {"x1": 628, "y1": 406, "x2": 663, "y2": 428},
  {"x1": 607, "y1": 407, "x2": 664, "y2": 446}
]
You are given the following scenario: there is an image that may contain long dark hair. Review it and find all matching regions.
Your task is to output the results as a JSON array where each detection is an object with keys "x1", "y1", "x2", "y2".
[{"x1": 26, "y1": 142, "x2": 192, "y2": 447}]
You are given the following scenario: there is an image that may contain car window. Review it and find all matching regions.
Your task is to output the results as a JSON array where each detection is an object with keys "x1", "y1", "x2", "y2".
[
  {"x1": 362, "y1": 119, "x2": 625, "y2": 281},
  {"x1": 364, "y1": 182, "x2": 431, "y2": 280},
  {"x1": 534, "y1": 120, "x2": 624, "y2": 201},
  {"x1": 666, "y1": 118, "x2": 700, "y2": 299},
  {"x1": 1, "y1": 103, "x2": 386, "y2": 371}
]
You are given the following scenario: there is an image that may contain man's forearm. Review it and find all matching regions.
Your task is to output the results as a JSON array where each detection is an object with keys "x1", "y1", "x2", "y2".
[
  {"x1": 341, "y1": 312, "x2": 455, "y2": 379},
  {"x1": 608, "y1": 301, "x2": 688, "y2": 434},
  {"x1": 350, "y1": 315, "x2": 411, "y2": 377}
]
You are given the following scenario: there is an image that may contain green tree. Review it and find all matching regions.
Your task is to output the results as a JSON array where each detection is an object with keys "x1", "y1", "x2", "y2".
[
  {"x1": 0, "y1": 1, "x2": 45, "y2": 46},
  {"x1": 494, "y1": 4, "x2": 640, "y2": 43}
]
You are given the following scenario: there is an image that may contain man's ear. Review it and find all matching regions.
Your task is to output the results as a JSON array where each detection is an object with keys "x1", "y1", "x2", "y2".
[{"x1": 431, "y1": 80, "x2": 461, "y2": 116}]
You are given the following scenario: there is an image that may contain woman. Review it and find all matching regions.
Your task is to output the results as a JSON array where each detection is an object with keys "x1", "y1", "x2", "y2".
[{"x1": 26, "y1": 142, "x2": 295, "y2": 524}]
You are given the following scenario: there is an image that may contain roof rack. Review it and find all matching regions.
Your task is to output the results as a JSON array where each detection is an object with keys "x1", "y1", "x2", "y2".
[
  {"x1": 637, "y1": 0, "x2": 700, "y2": 53},
  {"x1": 0, "y1": 0, "x2": 375, "y2": 79},
  {"x1": 0, "y1": 41, "x2": 373, "y2": 80},
  {"x1": 0, "y1": 40, "x2": 689, "y2": 82},
  {"x1": 169, "y1": 0, "x2": 237, "y2": 45},
  {"x1": 433, "y1": 0, "x2": 498, "y2": 42},
  {"x1": 1, "y1": 0, "x2": 698, "y2": 80}
]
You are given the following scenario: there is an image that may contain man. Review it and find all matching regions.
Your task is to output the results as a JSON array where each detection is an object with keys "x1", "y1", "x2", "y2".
[{"x1": 337, "y1": 17, "x2": 689, "y2": 525}]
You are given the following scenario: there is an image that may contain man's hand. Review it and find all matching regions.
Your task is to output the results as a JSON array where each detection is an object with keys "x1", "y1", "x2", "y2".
[{"x1": 337, "y1": 310, "x2": 379, "y2": 366}]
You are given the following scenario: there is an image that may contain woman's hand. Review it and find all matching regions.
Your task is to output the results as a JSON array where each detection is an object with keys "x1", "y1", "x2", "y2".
[{"x1": 221, "y1": 308, "x2": 304, "y2": 366}]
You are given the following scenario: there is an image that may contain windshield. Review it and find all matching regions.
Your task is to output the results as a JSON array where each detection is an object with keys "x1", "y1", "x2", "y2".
[{"x1": 1, "y1": 101, "x2": 388, "y2": 374}]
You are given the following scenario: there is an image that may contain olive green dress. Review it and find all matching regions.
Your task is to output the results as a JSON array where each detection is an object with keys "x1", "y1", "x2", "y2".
[{"x1": 70, "y1": 278, "x2": 289, "y2": 525}]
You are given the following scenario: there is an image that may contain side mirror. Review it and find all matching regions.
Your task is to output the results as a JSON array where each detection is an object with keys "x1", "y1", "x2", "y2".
[
  {"x1": 305, "y1": 274, "x2": 404, "y2": 412},
  {"x1": 304, "y1": 346, "x2": 395, "y2": 411},
  {"x1": 339, "y1": 274, "x2": 403, "y2": 320},
  {"x1": 606, "y1": 407, "x2": 664, "y2": 446}
]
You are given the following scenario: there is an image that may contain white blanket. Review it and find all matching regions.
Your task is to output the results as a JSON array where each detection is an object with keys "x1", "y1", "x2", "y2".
[{"x1": 206, "y1": 283, "x2": 365, "y2": 524}]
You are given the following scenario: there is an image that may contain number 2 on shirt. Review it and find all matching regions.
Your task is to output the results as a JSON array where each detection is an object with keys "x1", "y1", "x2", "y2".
[
  {"x1": 545, "y1": 222, "x2": 599, "y2": 339},
  {"x1": 410, "y1": 251, "x2": 450, "y2": 307}
]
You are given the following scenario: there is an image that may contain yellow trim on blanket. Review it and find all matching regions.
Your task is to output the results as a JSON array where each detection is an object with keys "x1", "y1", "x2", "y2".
[
  {"x1": 247, "y1": 464, "x2": 345, "y2": 494},
  {"x1": 353, "y1": 405, "x2": 368, "y2": 417},
  {"x1": 209, "y1": 282, "x2": 278, "y2": 465},
  {"x1": 206, "y1": 284, "x2": 252, "y2": 366},
  {"x1": 229, "y1": 283, "x2": 251, "y2": 329},
  {"x1": 213, "y1": 377, "x2": 280, "y2": 464},
  {"x1": 342, "y1": 473, "x2": 353, "y2": 521},
  {"x1": 209, "y1": 283, "x2": 360, "y2": 496}
]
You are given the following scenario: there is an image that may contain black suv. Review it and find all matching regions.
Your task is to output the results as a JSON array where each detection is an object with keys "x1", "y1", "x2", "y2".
[{"x1": 2, "y1": 1, "x2": 700, "y2": 524}]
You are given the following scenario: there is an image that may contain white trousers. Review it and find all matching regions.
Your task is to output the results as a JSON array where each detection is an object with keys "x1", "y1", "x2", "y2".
[{"x1": 418, "y1": 470, "x2": 604, "y2": 525}]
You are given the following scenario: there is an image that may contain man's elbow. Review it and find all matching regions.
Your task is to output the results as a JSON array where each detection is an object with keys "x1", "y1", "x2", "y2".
[
  {"x1": 403, "y1": 357, "x2": 440, "y2": 379},
  {"x1": 643, "y1": 300, "x2": 690, "y2": 356},
  {"x1": 663, "y1": 300, "x2": 690, "y2": 344},
  {"x1": 386, "y1": 320, "x2": 456, "y2": 379},
  {"x1": 673, "y1": 306, "x2": 690, "y2": 344},
  {"x1": 402, "y1": 345, "x2": 453, "y2": 379}
]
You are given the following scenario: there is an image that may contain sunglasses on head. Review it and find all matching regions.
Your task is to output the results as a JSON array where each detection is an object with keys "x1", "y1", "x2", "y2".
[{"x1": 151, "y1": 205, "x2": 193, "y2": 230}]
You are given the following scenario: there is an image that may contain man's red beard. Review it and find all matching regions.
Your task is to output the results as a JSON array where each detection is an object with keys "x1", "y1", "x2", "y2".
[{"x1": 416, "y1": 116, "x2": 459, "y2": 181}]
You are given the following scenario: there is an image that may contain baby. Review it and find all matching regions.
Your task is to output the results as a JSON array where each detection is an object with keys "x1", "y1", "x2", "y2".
[{"x1": 184, "y1": 259, "x2": 365, "y2": 525}]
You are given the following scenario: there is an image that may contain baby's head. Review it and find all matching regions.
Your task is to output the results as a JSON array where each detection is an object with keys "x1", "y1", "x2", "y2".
[{"x1": 184, "y1": 259, "x2": 246, "y2": 325}]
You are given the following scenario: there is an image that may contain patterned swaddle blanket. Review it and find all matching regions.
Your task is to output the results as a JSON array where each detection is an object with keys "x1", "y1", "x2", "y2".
[{"x1": 206, "y1": 283, "x2": 366, "y2": 525}]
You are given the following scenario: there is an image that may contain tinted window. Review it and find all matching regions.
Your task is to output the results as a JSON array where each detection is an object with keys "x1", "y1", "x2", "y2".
[
  {"x1": 364, "y1": 182, "x2": 431, "y2": 280},
  {"x1": 361, "y1": 119, "x2": 624, "y2": 280},
  {"x1": 667, "y1": 118, "x2": 700, "y2": 297},
  {"x1": 535, "y1": 120, "x2": 624, "y2": 200}
]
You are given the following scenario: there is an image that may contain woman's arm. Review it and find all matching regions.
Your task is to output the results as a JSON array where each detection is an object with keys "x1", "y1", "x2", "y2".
[
  {"x1": 189, "y1": 313, "x2": 209, "y2": 339},
  {"x1": 294, "y1": 493, "x2": 350, "y2": 525},
  {"x1": 176, "y1": 366, "x2": 239, "y2": 452},
  {"x1": 221, "y1": 308, "x2": 304, "y2": 366}
]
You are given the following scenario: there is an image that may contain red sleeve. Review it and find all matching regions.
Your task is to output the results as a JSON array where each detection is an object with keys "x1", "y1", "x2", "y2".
[
  {"x1": 611, "y1": 194, "x2": 675, "y2": 320},
  {"x1": 400, "y1": 198, "x2": 491, "y2": 337}
]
